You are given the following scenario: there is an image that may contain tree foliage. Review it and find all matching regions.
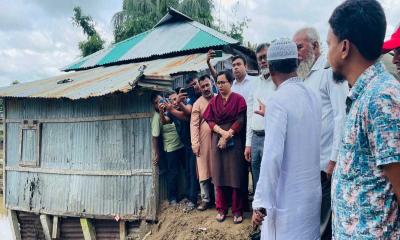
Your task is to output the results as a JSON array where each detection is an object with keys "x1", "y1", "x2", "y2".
[
  {"x1": 220, "y1": 17, "x2": 249, "y2": 44},
  {"x1": 216, "y1": 1, "x2": 249, "y2": 44},
  {"x1": 71, "y1": 1, "x2": 250, "y2": 57},
  {"x1": 72, "y1": 6, "x2": 104, "y2": 57},
  {"x1": 112, "y1": 0, "x2": 177, "y2": 43},
  {"x1": 112, "y1": 0, "x2": 214, "y2": 43},
  {"x1": 178, "y1": 0, "x2": 213, "y2": 27}
]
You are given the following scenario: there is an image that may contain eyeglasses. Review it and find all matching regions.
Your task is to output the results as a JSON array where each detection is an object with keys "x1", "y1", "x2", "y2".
[{"x1": 216, "y1": 81, "x2": 228, "y2": 85}]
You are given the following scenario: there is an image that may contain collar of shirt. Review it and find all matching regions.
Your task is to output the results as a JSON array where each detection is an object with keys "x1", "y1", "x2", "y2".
[
  {"x1": 278, "y1": 77, "x2": 302, "y2": 89},
  {"x1": 310, "y1": 55, "x2": 326, "y2": 73},
  {"x1": 233, "y1": 74, "x2": 251, "y2": 86},
  {"x1": 349, "y1": 61, "x2": 385, "y2": 101}
]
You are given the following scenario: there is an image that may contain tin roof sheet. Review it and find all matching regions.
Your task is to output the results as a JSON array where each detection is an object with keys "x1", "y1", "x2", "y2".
[
  {"x1": 0, "y1": 53, "x2": 231, "y2": 99},
  {"x1": 63, "y1": 8, "x2": 238, "y2": 71}
]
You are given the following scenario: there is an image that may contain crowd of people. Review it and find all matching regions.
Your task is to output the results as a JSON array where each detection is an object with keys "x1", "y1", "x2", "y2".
[{"x1": 150, "y1": 0, "x2": 400, "y2": 239}]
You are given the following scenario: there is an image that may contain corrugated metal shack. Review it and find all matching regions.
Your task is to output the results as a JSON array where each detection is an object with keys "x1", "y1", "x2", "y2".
[{"x1": 0, "y1": 8, "x2": 257, "y2": 239}]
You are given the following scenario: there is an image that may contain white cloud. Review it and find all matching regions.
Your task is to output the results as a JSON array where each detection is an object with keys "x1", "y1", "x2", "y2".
[
  {"x1": 0, "y1": 0, "x2": 120, "y2": 87},
  {"x1": 214, "y1": 0, "x2": 399, "y2": 45}
]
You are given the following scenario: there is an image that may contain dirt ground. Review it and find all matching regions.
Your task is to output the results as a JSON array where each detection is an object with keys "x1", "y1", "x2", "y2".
[{"x1": 143, "y1": 201, "x2": 255, "y2": 240}]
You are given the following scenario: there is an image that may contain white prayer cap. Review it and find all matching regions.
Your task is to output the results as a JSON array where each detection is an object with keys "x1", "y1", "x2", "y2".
[{"x1": 267, "y1": 38, "x2": 298, "y2": 61}]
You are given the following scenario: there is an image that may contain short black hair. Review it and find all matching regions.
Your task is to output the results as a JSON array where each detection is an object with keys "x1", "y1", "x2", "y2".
[
  {"x1": 174, "y1": 87, "x2": 182, "y2": 94},
  {"x1": 268, "y1": 59, "x2": 298, "y2": 74},
  {"x1": 256, "y1": 43, "x2": 270, "y2": 54},
  {"x1": 150, "y1": 92, "x2": 160, "y2": 103},
  {"x1": 329, "y1": 0, "x2": 386, "y2": 61},
  {"x1": 185, "y1": 73, "x2": 198, "y2": 84},
  {"x1": 232, "y1": 55, "x2": 247, "y2": 65},
  {"x1": 217, "y1": 70, "x2": 234, "y2": 84},
  {"x1": 198, "y1": 74, "x2": 211, "y2": 83}
]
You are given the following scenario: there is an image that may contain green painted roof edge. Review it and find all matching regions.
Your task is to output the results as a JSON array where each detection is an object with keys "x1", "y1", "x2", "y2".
[
  {"x1": 181, "y1": 30, "x2": 228, "y2": 51},
  {"x1": 96, "y1": 31, "x2": 150, "y2": 66},
  {"x1": 66, "y1": 58, "x2": 87, "y2": 70}
]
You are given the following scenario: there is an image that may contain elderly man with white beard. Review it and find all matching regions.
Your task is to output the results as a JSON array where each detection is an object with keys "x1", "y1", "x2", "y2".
[{"x1": 293, "y1": 27, "x2": 349, "y2": 239}]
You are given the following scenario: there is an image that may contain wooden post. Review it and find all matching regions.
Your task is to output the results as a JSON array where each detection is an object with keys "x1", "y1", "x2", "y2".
[
  {"x1": 119, "y1": 221, "x2": 127, "y2": 240},
  {"x1": 8, "y1": 210, "x2": 21, "y2": 240},
  {"x1": 80, "y1": 218, "x2": 96, "y2": 240},
  {"x1": 51, "y1": 216, "x2": 60, "y2": 239},
  {"x1": 149, "y1": 139, "x2": 159, "y2": 221},
  {"x1": 40, "y1": 214, "x2": 52, "y2": 240}
]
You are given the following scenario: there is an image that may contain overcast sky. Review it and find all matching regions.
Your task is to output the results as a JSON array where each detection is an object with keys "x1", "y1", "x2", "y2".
[{"x1": 0, "y1": 0, "x2": 398, "y2": 87}]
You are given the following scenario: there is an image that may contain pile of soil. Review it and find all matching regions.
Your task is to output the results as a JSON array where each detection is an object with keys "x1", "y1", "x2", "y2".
[{"x1": 145, "y1": 202, "x2": 254, "y2": 240}]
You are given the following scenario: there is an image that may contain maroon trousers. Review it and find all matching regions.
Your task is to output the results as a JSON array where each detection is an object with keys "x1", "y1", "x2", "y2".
[{"x1": 215, "y1": 186, "x2": 243, "y2": 216}]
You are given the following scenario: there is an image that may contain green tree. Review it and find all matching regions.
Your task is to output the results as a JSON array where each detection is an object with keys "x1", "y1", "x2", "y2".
[
  {"x1": 178, "y1": 0, "x2": 213, "y2": 27},
  {"x1": 112, "y1": 0, "x2": 176, "y2": 43},
  {"x1": 220, "y1": 17, "x2": 249, "y2": 44},
  {"x1": 112, "y1": 0, "x2": 213, "y2": 43},
  {"x1": 72, "y1": 6, "x2": 104, "y2": 57},
  {"x1": 216, "y1": 1, "x2": 249, "y2": 44}
]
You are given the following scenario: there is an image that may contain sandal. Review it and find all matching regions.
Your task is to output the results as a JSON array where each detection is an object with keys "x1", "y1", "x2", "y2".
[
  {"x1": 233, "y1": 215, "x2": 243, "y2": 224},
  {"x1": 216, "y1": 213, "x2": 226, "y2": 222}
]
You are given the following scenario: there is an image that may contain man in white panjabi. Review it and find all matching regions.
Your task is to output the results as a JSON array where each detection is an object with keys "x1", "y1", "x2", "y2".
[{"x1": 252, "y1": 38, "x2": 322, "y2": 240}]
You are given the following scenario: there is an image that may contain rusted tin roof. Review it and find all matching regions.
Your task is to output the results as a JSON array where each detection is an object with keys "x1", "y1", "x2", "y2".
[{"x1": 0, "y1": 53, "x2": 231, "y2": 100}]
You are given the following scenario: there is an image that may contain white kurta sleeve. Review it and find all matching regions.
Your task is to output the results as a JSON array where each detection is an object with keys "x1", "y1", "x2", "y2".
[
  {"x1": 253, "y1": 99, "x2": 287, "y2": 210},
  {"x1": 326, "y1": 69, "x2": 349, "y2": 162}
]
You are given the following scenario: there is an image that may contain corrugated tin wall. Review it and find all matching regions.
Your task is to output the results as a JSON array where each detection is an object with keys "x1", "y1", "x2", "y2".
[{"x1": 4, "y1": 91, "x2": 156, "y2": 219}]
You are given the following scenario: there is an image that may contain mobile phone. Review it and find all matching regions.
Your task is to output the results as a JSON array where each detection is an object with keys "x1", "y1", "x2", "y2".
[
  {"x1": 159, "y1": 98, "x2": 166, "y2": 104},
  {"x1": 214, "y1": 50, "x2": 223, "y2": 58},
  {"x1": 181, "y1": 86, "x2": 195, "y2": 97}
]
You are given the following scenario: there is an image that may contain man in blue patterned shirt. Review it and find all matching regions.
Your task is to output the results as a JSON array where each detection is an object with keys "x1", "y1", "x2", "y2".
[{"x1": 326, "y1": 0, "x2": 400, "y2": 239}]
